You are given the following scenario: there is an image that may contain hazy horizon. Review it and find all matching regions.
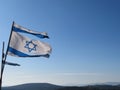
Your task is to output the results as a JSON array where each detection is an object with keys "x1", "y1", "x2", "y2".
[{"x1": 3, "y1": 81, "x2": 120, "y2": 87}]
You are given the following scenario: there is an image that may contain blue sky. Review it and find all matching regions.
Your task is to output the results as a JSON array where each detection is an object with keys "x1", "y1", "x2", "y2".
[{"x1": 0, "y1": 0, "x2": 120, "y2": 86}]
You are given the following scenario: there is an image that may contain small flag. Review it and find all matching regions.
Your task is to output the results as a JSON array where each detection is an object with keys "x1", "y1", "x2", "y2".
[
  {"x1": 5, "y1": 61, "x2": 20, "y2": 66},
  {"x1": 8, "y1": 22, "x2": 52, "y2": 58}
]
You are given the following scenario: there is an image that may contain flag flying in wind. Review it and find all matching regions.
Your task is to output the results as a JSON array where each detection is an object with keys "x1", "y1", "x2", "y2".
[
  {"x1": 13, "y1": 23, "x2": 49, "y2": 38},
  {"x1": 8, "y1": 22, "x2": 52, "y2": 58}
]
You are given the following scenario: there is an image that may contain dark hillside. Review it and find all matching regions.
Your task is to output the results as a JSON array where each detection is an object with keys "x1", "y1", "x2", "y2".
[
  {"x1": 2, "y1": 83, "x2": 120, "y2": 90},
  {"x1": 2, "y1": 83, "x2": 62, "y2": 90}
]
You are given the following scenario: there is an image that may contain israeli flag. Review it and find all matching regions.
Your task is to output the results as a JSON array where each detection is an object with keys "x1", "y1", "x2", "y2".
[{"x1": 8, "y1": 23, "x2": 51, "y2": 58}]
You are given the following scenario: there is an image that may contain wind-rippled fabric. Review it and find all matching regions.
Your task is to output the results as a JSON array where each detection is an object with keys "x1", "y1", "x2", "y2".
[{"x1": 8, "y1": 23, "x2": 51, "y2": 58}]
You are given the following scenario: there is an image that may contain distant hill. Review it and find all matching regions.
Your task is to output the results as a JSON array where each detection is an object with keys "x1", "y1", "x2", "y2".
[
  {"x1": 100, "y1": 82, "x2": 120, "y2": 85},
  {"x1": 58, "y1": 85, "x2": 120, "y2": 90},
  {"x1": 2, "y1": 83, "x2": 120, "y2": 90},
  {"x1": 2, "y1": 83, "x2": 62, "y2": 90}
]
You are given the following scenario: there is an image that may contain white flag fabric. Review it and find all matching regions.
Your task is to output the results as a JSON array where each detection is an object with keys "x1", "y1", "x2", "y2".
[
  {"x1": 8, "y1": 31, "x2": 51, "y2": 58},
  {"x1": 8, "y1": 24, "x2": 52, "y2": 57},
  {"x1": 13, "y1": 23, "x2": 49, "y2": 38}
]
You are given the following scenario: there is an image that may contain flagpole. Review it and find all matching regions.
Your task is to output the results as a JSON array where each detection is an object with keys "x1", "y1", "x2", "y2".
[
  {"x1": 0, "y1": 22, "x2": 14, "y2": 90},
  {"x1": 0, "y1": 42, "x2": 5, "y2": 90},
  {"x1": 4, "y1": 21, "x2": 14, "y2": 63}
]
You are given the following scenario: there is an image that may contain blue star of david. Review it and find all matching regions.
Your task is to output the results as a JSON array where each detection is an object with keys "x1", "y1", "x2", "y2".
[{"x1": 24, "y1": 40, "x2": 37, "y2": 52}]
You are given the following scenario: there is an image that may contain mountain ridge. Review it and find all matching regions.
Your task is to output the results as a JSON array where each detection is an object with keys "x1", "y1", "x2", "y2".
[
  {"x1": 2, "y1": 82, "x2": 120, "y2": 90},
  {"x1": 2, "y1": 83, "x2": 62, "y2": 90}
]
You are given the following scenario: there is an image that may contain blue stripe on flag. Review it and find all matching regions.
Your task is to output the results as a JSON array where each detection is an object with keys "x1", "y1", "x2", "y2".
[
  {"x1": 13, "y1": 26, "x2": 49, "y2": 38},
  {"x1": 8, "y1": 47, "x2": 49, "y2": 58}
]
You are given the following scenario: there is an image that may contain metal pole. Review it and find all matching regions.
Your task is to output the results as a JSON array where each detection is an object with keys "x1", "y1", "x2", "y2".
[
  {"x1": 0, "y1": 21, "x2": 14, "y2": 90},
  {"x1": 4, "y1": 21, "x2": 14, "y2": 64},
  {"x1": 0, "y1": 42, "x2": 5, "y2": 90}
]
